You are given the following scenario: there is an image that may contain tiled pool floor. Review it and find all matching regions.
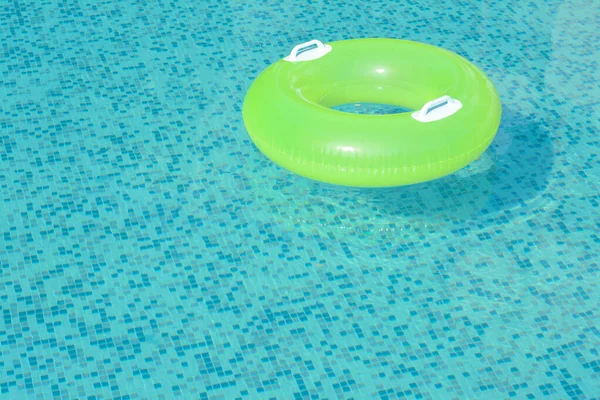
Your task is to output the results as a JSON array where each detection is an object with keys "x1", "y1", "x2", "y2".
[{"x1": 1, "y1": 0, "x2": 599, "y2": 399}]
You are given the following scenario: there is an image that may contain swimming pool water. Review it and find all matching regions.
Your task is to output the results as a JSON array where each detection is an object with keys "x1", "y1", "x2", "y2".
[{"x1": 1, "y1": 0, "x2": 599, "y2": 398}]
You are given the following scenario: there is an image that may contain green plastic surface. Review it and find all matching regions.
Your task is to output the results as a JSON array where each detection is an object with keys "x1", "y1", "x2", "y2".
[{"x1": 243, "y1": 38, "x2": 502, "y2": 187}]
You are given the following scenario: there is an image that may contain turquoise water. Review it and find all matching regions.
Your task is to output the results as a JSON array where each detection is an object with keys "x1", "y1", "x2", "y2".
[{"x1": 1, "y1": 0, "x2": 599, "y2": 399}]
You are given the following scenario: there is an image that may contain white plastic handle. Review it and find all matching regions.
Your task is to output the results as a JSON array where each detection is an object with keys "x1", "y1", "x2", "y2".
[
  {"x1": 411, "y1": 95, "x2": 463, "y2": 123},
  {"x1": 284, "y1": 39, "x2": 332, "y2": 62}
]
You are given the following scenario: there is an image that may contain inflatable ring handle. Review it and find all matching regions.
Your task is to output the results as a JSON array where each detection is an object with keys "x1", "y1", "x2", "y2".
[
  {"x1": 284, "y1": 39, "x2": 332, "y2": 62},
  {"x1": 412, "y1": 95, "x2": 463, "y2": 123}
]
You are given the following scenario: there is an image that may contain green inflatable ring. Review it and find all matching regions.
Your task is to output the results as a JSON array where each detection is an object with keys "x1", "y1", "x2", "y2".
[{"x1": 243, "y1": 38, "x2": 502, "y2": 187}]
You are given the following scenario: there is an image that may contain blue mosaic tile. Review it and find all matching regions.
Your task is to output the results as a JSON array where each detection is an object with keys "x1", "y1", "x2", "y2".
[{"x1": 1, "y1": 0, "x2": 599, "y2": 399}]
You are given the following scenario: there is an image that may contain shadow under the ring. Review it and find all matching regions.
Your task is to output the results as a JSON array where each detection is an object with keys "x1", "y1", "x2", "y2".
[{"x1": 258, "y1": 105, "x2": 554, "y2": 233}]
